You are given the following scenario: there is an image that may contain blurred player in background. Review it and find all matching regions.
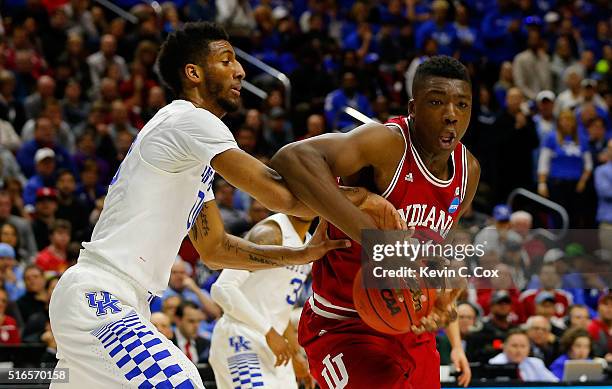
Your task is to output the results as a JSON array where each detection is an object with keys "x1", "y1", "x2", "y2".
[
  {"x1": 209, "y1": 212, "x2": 315, "y2": 389},
  {"x1": 272, "y1": 56, "x2": 480, "y2": 388}
]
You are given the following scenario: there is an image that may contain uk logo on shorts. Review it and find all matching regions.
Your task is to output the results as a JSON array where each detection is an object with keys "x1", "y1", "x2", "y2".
[
  {"x1": 86, "y1": 291, "x2": 122, "y2": 316},
  {"x1": 229, "y1": 336, "x2": 251, "y2": 353}
]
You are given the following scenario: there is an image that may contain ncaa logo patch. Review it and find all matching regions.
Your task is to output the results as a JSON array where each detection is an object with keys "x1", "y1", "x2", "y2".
[{"x1": 448, "y1": 197, "x2": 460, "y2": 214}]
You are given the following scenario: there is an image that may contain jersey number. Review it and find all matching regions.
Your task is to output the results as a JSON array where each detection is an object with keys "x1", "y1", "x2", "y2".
[{"x1": 286, "y1": 278, "x2": 303, "y2": 305}]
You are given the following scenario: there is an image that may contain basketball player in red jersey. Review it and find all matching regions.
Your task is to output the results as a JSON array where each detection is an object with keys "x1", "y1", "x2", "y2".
[{"x1": 270, "y1": 56, "x2": 480, "y2": 388}]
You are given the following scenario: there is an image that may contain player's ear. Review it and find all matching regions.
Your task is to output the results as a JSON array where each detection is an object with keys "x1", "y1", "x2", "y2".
[
  {"x1": 184, "y1": 64, "x2": 203, "y2": 84},
  {"x1": 408, "y1": 99, "x2": 415, "y2": 118}
]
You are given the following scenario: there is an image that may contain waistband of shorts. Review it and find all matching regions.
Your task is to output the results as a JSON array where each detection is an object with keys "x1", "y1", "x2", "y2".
[
  {"x1": 78, "y1": 249, "x2": 154, "y2": 303},
  {"x1": 308, "y1": 292, "x2": 359, "y2": 320}
]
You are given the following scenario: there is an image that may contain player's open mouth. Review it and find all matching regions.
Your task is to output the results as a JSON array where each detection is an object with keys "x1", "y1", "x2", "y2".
[
  {"x1": 231, "y1": 86, "x2": 241, "y2": 96},
  {"x1": 439, "y1": 134, "x2": 455, "y2": 149}
]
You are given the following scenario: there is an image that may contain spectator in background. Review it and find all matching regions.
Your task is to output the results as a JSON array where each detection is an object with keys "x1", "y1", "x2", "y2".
[
  {"x1": 524, "y1": 315, "x2": 560, "y2": 366},
  {"x1": 301, "y1": 113, "x2": 326, "y2": 140},
  {"x1": 405, "y1": 38, "x2": 438, "y2": 100},
  {"x1": 579, "y1": 79, "x2": 608, "y2": 113},
  {"x1": 213, "y1": 179, "x2": 249, "y2": 235},
  {"x1": 172, "y1": 300, "x2": 210, "y2": 364},
  {"x1": 61, "y1": 79, "x2": 90, "y2": 129},
  {"x1": 150, "y1": 311, "x2": 174, "y2": 340},
  {"x1": 465, "y1": 290, "x2": 518, "y2": 364},
  {"x1": 550, "y1": 328, "x2": 593, "y2": 380},
  {"x1": 21, "y1": 100, "x2": 76, "y2": 154},
  {"x1": 55, "y1": 170, "x2": 90, "y2": 242},
  {"x1": 0, "y1": 143, "x2": 25, "y2": 185},
  {"x1": 76, "y1": 159, "x2": 106, "y2": 210},
  {"x1": 24, "y1": 75, "x2": 56, "y2": 122},
  {"x1": 35, "y1": 220, "x2": 71, "y2": 275},
  {"x1": 162, "y1": 295, "x2": 182, "y2": 325},
  {"x1": 533, "y1": 90, "x2": 556, "y2": 144},
  {"x1": 73, "y1": 131, "x2": 111, "y2": 186},
  {"x1": 454, "y1": 2, "x2": 483, "y2": 66},
  {"x1": 87, "y1": 34, "x2": 129, "y2": 89},
  {"x1": 513, "y1": 27, "x2": 552, "y2": 101},
  {"x1": 22, "y1": 276, "x2": 58, "y2": 343},
  {"x1": 16, "y1": 265, "x2": 47, "y2": 322},
  {"x1": 493, "y1": 61, "x2": 515, "y2": 108},
  {"x1": 588, "y1": 117, "x2": 610, "y2": 167},
  {"x1": 489, "y1": 329, "x2": 558, "y2": 382},
  {"x1": 595, "y1": 140, "x2": 612, "y2": 253},
  {"x1": 16, "y1": 116, "x2": 74, "y2": 178},
  {"x1": 32, "y1": 188, "x2": 59, "y2": 250},
  {"x1": 494, "y1": 88, "x2": 539, "y2": 202},
  {"x1": 0, "y1": 191, "x2": 37, "y2": 261},
  {"x1": 163, "y1": 258, "x2": 221, "y2": 322},
  {"x1": 0, "y1": 243, "x2": 25, "y2": 301},
  {"x1": 538, "y1": 110, "x2": 593, "y2": 227},
  {"x1": 567, "y1": 304, "x2": 591, "y2": 330},
  {"x1": 324, "y1": 71, "x2": 373, "y2": 131},
  {"x1": 555, "y1": 68, "x2": 583, "y2": 116},
  {"x1": 0, "y1": 288, "x2": 20, "y2": 345},
  {"x1": 0, "y1": 118, "x2": 22, "y2": 153},
  {"x1": 588, "y1": 292, "x2": 612, "y2": 361},
  {"x1": 480, "y1": 0, "x2": 522, "y2": 67},
  {"x1": 474, "y1": 204, "x2": 515, "y2": 249},
  {"x1": 23, "y1": 148, "x2": 57, "y2": 208},
  {"x1": 263, "y1": 108, "x2": 293, "y2": 154},
  {"x1": 415, "y1": 0, "x2": 458, "y2": 57},
  {"x1": 141, "y1": 86, "x2": 166, "y2": 124},
  {"x1": 247, "y1": 199, "x2": 270, "y2": 228},
  {"x1": 520, "y1": 264, "x2": 572, "y2": 322},
  {"x1": 0, "y1": 70, "x2": 26, "y2": 132},
  {"x1": 551, "y1": 36, "x2": 577, "y2": 94}
]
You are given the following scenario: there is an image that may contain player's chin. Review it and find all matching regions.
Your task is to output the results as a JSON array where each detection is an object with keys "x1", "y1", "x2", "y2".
[{"x1": 219, "y1": 96, "x2": 241, "y2": 112}]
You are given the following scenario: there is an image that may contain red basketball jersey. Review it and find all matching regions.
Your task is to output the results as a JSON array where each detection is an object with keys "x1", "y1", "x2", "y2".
[{"x1": 310, "y1": 116, "x2": 470, "y2": 318}]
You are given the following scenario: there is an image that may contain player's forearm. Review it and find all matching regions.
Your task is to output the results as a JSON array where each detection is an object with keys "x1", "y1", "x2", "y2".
[
  {"x1": 445, "y1": 321, "x2": 463, "y2": 349},
  {"x1": 202, "y1": 233, "x2": 307, "y2": 271},
  {"x1": 210, "y1": 281, "x2": 272, "y2": 335},
  {"x1": 271, "y1": 143, "x2": 377, "y2": 243}
]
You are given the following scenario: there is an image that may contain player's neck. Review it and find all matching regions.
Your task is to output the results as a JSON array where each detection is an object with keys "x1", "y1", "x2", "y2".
[
  {"x1": 181, "y1": 89, "x2": 226, "y2": 118},
  {"x1": 410, "y1": 129, "x2": 452, "y2": 180}
]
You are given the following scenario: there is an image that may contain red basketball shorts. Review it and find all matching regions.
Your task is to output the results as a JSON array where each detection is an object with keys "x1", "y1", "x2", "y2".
[{"x1": 298, "y1": 301, "x2": 440, "y2": 389}]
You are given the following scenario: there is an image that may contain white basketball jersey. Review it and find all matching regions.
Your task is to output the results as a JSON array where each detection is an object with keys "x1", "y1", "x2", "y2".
[
  {"x1": 229, "y1": 214, "x2": 311, "y2": 333},
  {"x1": 82, "y1": 100, "x2": 237, "y2": 295}
]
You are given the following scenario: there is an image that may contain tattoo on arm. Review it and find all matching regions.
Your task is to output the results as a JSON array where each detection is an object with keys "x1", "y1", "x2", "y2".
[{"x1": 191, "y1": 202, "x2": 210, "y2": 241}]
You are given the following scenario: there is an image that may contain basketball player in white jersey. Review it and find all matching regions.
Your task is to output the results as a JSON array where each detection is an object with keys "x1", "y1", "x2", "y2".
[
  {"x1": 49, "y1": 22, "x2": 401, "y2": 388},
  {"x1": 209, "y1": 213, "x2": 315, "y2": 389}
]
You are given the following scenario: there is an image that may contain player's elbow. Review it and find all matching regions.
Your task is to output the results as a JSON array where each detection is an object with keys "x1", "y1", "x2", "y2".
[
  {"x1": 270, "y1": 142, "x2": 311, "y2": 177},
  {"x1": 196, "y1": 243, "x2": 224, "y2": 271}
]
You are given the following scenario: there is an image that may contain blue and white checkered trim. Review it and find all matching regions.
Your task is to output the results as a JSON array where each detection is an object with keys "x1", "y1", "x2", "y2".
[
  {"x1": 228, "y1": 353, "x2": 264, "y2": 389},
  {"x1": 92, "y1": 310, "x2": 195, "y2": 389}
]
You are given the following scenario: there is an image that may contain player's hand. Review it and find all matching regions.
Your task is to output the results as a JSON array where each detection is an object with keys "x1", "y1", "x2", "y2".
[
  {"x1": 450, "y1": 346, "x2": 472, "y2": 387},
  {"x1": 359, "y1": 192, "x2": 407, "y2": 230},
  {"x1": 299, "y1": 219, "x2": 351, "y2": 264},
  {"x1": 292, "y1": 353, "x2": 315, "y2": 389},
  {"x1": 265, "y1": 328, "x2": 291, "y2": 366},
  {"x1": 411, "y1": 288, "x2": 462, "y2": 334},
  {"x1": 576, "y1": 179, "x2": 587, "y2": 193}
]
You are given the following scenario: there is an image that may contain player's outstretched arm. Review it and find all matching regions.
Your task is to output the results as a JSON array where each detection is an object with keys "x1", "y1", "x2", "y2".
[
  {"x1": 270, "y1": 122, "x2": 404, "y2": 243},
  {"x1": 189, "y1": 200, "x2": 349, "y2": 271},
  {"x1": 211, "y1": 148, "x2": 405, "y2": 231}
]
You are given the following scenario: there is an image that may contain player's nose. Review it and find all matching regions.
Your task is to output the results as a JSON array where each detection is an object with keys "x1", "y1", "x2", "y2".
[
  {"x1": 443, "y1": 103, "x2": 458, "y2": 124},
  {"x1": 235, "y1": 61, "x2": 246, "y2": 80}
]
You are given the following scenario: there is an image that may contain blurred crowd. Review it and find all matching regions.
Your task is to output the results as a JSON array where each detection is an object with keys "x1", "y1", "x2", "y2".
[{"x1": 0, "y1": 0, "x2": 611, "y2": 382}]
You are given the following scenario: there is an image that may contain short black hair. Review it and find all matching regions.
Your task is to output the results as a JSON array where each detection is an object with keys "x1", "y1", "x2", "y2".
[
  {"x1": 412, "y1": 55, "x2": 471, "y2": 97},
  {"x1": 175, "y1": 300, "x2": 199, "y2": 318},
  {"x1": 156, "y1": 22, "x2": 229, "y2": 96}
]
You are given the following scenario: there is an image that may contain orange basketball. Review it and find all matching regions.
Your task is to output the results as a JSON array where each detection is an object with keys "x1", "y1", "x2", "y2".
[{"x1": 352, "y1": 268, "x2": 437, "y2": 334}]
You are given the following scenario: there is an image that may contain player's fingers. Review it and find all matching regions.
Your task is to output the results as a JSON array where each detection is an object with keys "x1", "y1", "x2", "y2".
[{"x1": 325, "y1": 239, "x2": 352, "y2": 251}]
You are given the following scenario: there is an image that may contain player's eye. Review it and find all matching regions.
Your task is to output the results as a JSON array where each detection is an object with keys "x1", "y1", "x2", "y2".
[
  {"x1": 430, "y1": 100, "x2": 442, "y2": 105},
  {"x1": 222, "y1": 60, "x2": 231, "y2": 65},
  {"x1": 458, "y1": 102, "x2": 469, "y2": 109}
]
